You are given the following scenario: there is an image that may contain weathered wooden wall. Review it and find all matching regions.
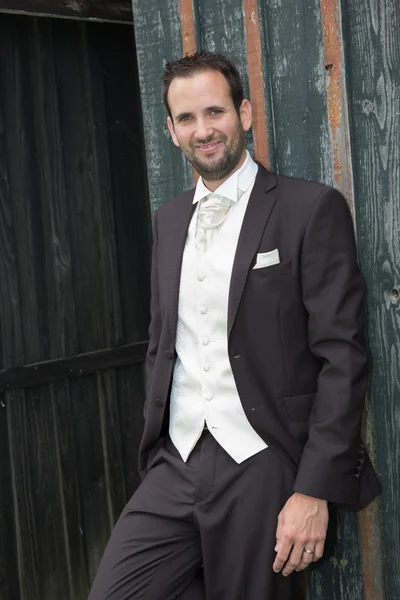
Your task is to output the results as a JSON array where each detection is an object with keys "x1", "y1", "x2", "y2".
[
  {"x1": 0, "y1": 0, "x2": 133, "y2": 23},
  {"x1": 131, "y1": 0, "x2": 400, "y2": 598},
  {"x1": 0, "y1": 13, "x2": 149, "y2": 599}
]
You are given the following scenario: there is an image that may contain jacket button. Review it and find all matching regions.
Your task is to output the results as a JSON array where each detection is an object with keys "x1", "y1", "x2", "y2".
[
  {"x1": 155, "y1": 397, "x2": 164, "y2": 407},
  {"x1": 164, "y1": 350, "x2": 174, "y2": 360}
]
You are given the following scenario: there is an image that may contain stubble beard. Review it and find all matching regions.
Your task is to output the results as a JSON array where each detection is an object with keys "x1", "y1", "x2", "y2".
[{"x1": 185, "y1": 122, "x2": 246, "y2": 182}]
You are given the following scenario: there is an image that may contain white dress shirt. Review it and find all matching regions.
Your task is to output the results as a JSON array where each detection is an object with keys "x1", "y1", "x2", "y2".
[{"x1": 169, "y1": 151, "x2": 268, "y2": 462}]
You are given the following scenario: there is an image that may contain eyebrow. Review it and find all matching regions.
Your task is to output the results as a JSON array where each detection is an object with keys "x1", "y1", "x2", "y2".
[{"x1": 174, "y1": 105, "x2": 226, "y2": 122}]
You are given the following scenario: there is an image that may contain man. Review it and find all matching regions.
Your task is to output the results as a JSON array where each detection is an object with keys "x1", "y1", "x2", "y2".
[{"x1": 89, "y1": 51, "x2": 380, "y2": 600}]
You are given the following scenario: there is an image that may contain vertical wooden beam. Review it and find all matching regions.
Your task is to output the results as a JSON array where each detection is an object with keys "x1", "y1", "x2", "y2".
[
  {"x1": 243, "y1": 0, "x2": 270, "y2": 169},
  {"x1": 320, "y1": 2, "x2": 385, "y2": 600},
  {"x1": 320, "y1": 0, "x2": 354, "y2": 211}
]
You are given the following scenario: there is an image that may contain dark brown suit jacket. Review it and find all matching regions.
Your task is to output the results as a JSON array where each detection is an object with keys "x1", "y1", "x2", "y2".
[{"x1": 139, "y1": 164, "x2": 380, "y2": 509}]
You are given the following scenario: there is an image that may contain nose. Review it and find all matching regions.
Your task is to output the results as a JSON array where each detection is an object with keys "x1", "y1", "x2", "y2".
[{"x1": 194, "y1": 117, "x2": 214, "y2": 142}]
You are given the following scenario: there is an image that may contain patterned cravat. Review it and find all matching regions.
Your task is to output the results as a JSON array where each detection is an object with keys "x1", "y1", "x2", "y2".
[{"x1": 195, "y1": 194, "x2": 235, "y2": 255}]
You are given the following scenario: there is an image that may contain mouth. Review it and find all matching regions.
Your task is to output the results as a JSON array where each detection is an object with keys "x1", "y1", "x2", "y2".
[{"x1": 195, "y1": 140, "x2": 222, "y2": 154}]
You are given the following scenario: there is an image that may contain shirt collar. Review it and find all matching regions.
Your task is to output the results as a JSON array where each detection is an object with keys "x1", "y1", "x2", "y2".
[{"x1": 192, "y1": 150, "x2": 258, "y2": 204}]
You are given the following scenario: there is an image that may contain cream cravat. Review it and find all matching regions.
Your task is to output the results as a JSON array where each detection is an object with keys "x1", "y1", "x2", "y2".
[{"x1": 195, "y1": 194, "x2": 235, "y2": 255}]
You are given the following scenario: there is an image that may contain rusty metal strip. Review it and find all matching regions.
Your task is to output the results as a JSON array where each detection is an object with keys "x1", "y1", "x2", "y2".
[
  {"x1": 320, "y1": 4, "x2": 384, "y2": 598},
  {"x1": 320, "y1": 0, "x2": 355, "y2": 212},
  {"x1": 243, "y1": 0, "x2": 270, "y2": 169}
]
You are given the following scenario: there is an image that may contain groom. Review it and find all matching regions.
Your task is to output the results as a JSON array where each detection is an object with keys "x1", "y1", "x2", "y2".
[{"x1": 89, "y1": 51, "x2": 380, "y2": 600}]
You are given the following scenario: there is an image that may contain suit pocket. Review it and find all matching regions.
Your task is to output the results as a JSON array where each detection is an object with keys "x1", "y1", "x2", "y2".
[
  {"x1": 252, "y1": 259, "x2": 292, "y2": 280},
  {"x1": 283, "y1": 393, "x2": 315, "y2": 421}
]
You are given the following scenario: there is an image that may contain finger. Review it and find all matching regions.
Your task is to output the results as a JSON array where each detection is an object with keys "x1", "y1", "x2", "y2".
[
  {"x1": 312, "y1": 540, "x2": 325, "y2": 562},
  {"x1": 295, "y1": 549, "x2": 315, "y2": 572},
  {"x1": 273, "y1": 539, "x2": 293, "y2": 573},
  {"x1": 281, "y1": 543, "x2": 305, "y2": 577}
]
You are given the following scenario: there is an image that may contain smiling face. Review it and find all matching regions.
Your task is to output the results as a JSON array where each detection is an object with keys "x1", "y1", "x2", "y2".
[{"x1": 166, "y1": 70, "x2": 252, "y2": 190}]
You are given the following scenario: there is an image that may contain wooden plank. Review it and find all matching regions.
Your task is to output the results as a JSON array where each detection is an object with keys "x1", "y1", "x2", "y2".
[
  {"x1": 0, "y1": 28, "x2": 24, "y2": 373},
  {"x1": 132, "y1": 0, "x2": 194, "y2": 213},
  {"x1": 258, "y1": 0, "x2": 332, "y2": 182},
  {"x1": 7, "y1": 385, "x2": 79, "y2": 600},
  {"x1": 97, "y1": 370, "x2": 127, "y2": 523},
  {"x1": 0, "y1": 36, "x2": 25, "y2": 597},
  {"x1": 0, "y1": 15, "x2": 47, "y2": 364},
  {"x1": 344, "y1": 0, "x2": 400, "y2": 599},
  {"x1": 0, "y1": 394, "x2": 21, "y2": 600},
  {"x1": 307, "y1": 512, "x2": 364, "y2": 600},
  {"x1": 53, "y1": 19, "x2": 123, "y2": 353},
  {"x1": 99, "y1": 23, "x2": 152, "y2": 343},
  {"x1": 51, "y1": 380, "x2": 90, "y2": 599},
  {"x1": 69, "y1": 374, "x2": 117, "y2": 586},
  {"x1": 243, "y1": 0, "x2": 269, "y2": 169},
  {"x1": 28, "y1": 17, "x2": 78, "y2": 362},
  {"x1": 0, "y1": 0, "x2": 132, "y2": 23},
  {"x1": 320, "y1": 0, "x2": 354, "y2": 211},
  {"x1": 0, "y1": 341, "x2": 148, "y2": 391}
]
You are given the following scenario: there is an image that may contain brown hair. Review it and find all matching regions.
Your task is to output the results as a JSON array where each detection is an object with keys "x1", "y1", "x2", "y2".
[{"x1": 162, "y1": 51, "x2": 244, "y2": 119}]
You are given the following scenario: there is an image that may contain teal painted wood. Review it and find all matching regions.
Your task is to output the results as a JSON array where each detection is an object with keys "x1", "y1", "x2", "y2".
[
  {"x1": 130, "y1": 2, "x2": 398, "y2": 599},
  {"x1": 259, "y1": 0, "x2": 333, "y2": 184},
  {"x1": 344, "y1": 0, "x2": 400, "y2": 598},
  {"x1": 307, "y1": 512, "x2": 363, "y2": 600},
  {"x1": 132, "y1": 0, "x2": 194, "y2": 212}
]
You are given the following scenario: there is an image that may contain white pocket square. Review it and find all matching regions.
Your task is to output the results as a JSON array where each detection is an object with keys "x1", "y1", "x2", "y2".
[{"x1": 253, "y1": 249, "x2": 280, "y2": 270}]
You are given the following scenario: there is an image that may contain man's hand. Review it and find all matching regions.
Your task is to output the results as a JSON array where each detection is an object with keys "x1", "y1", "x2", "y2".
[{"x1": 273, "y1": 492, "x2": 328, "y2": 577}]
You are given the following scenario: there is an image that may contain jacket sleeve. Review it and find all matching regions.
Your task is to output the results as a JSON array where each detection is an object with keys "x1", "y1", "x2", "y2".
[
  {"x1": 144, "y1": 210, "x2": 161, "y2": 417},
  {"x1": 292, "y1": 187, "x2": 369, "y2": 505}
]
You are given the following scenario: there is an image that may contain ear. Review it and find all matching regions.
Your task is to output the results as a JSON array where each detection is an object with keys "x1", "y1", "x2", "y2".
[
  {"x1": 239, "y1": 99, "x2": 252, "y2": 132},
  {"x1": 167, "y1": 116, "x2": 180, "y2": 147}
]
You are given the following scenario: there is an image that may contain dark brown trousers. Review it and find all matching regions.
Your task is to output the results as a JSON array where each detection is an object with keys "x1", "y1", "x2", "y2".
[{"x1": 88, "y1": 432, "x2": 301, "y2": 600}]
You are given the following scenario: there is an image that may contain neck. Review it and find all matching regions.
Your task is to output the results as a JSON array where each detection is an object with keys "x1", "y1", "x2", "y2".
[{"x1": 202, "y1": 149, "x2": 247, "y2": 192}]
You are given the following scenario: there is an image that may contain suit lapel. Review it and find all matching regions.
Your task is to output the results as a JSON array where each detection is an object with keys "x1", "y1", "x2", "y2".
[
  {"x1": 166, "y1": 190, "x2": 196, "y2": 339},
  {"x1": 228, "y1": 166, "x2": 278, "y2": 336}
]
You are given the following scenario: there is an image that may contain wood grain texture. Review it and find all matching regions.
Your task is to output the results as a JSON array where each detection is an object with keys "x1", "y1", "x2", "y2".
[
  {"x1": 243, "y1": 0, "x2": 269, "y2": 168},
  {"x1": 0, "y1": 342, "x2": 148, "y2": 391},
  {"x1": 7, "y1": 385, "x2": 79, "y2": 600},
  {"x1": 258, "y1": 0, "x2": 332, "y2": 182},
  {"x1": 132, "y1": 0, "x2": 194, "y2": 212},
  {"x1": 344, "y1": 0, "x2": 400, "y2": 599},
  {"x1": 99, "y1": 24, "x2": 151, "y2": 343},
  {"x1": 180, "y1": 0, "x2": 197, "y2": 56},
  {"x1": 0, "y1": 393, "x2": 21, "y2": 600},
  {"x1": 0, "y1": 13, "x2": 150, "y2": 598},
  {"x1": 320, "y1": 0, "x2": 355, "y2": 211},
  {"x1": 54, "y1": 21, "x2": 123, "y2": 354},
  {"x1": 0, "y1": 0, "x2": 133, "y2": 23}
]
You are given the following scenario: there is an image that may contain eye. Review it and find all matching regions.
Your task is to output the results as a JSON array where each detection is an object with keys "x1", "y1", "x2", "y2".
[
  {"x1": 210, "y1": 109, "x2": 223, "y2": 116},
  {"x1": 178, "y1": 115, "x2": 192, "y2": 123}
]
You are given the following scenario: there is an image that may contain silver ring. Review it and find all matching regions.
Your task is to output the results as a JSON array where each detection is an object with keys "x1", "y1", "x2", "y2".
[{"x1": 303, "y1": 549, "x2": 314, "y2": 555}]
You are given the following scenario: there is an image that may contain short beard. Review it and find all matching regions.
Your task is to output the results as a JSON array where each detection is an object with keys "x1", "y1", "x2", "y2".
[{"x1": 186, "y1": 124, "x2": 246, "y2": 182}]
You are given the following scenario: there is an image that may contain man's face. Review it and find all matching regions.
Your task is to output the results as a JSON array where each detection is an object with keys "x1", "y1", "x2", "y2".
[{"x1": 167, "y1": 70, "x2": 252, "y2": 186}]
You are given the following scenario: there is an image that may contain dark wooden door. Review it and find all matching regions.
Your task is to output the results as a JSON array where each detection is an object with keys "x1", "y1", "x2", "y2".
[{"x1": 0, "y1": 13, "x2": 150, "y2": 600}]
